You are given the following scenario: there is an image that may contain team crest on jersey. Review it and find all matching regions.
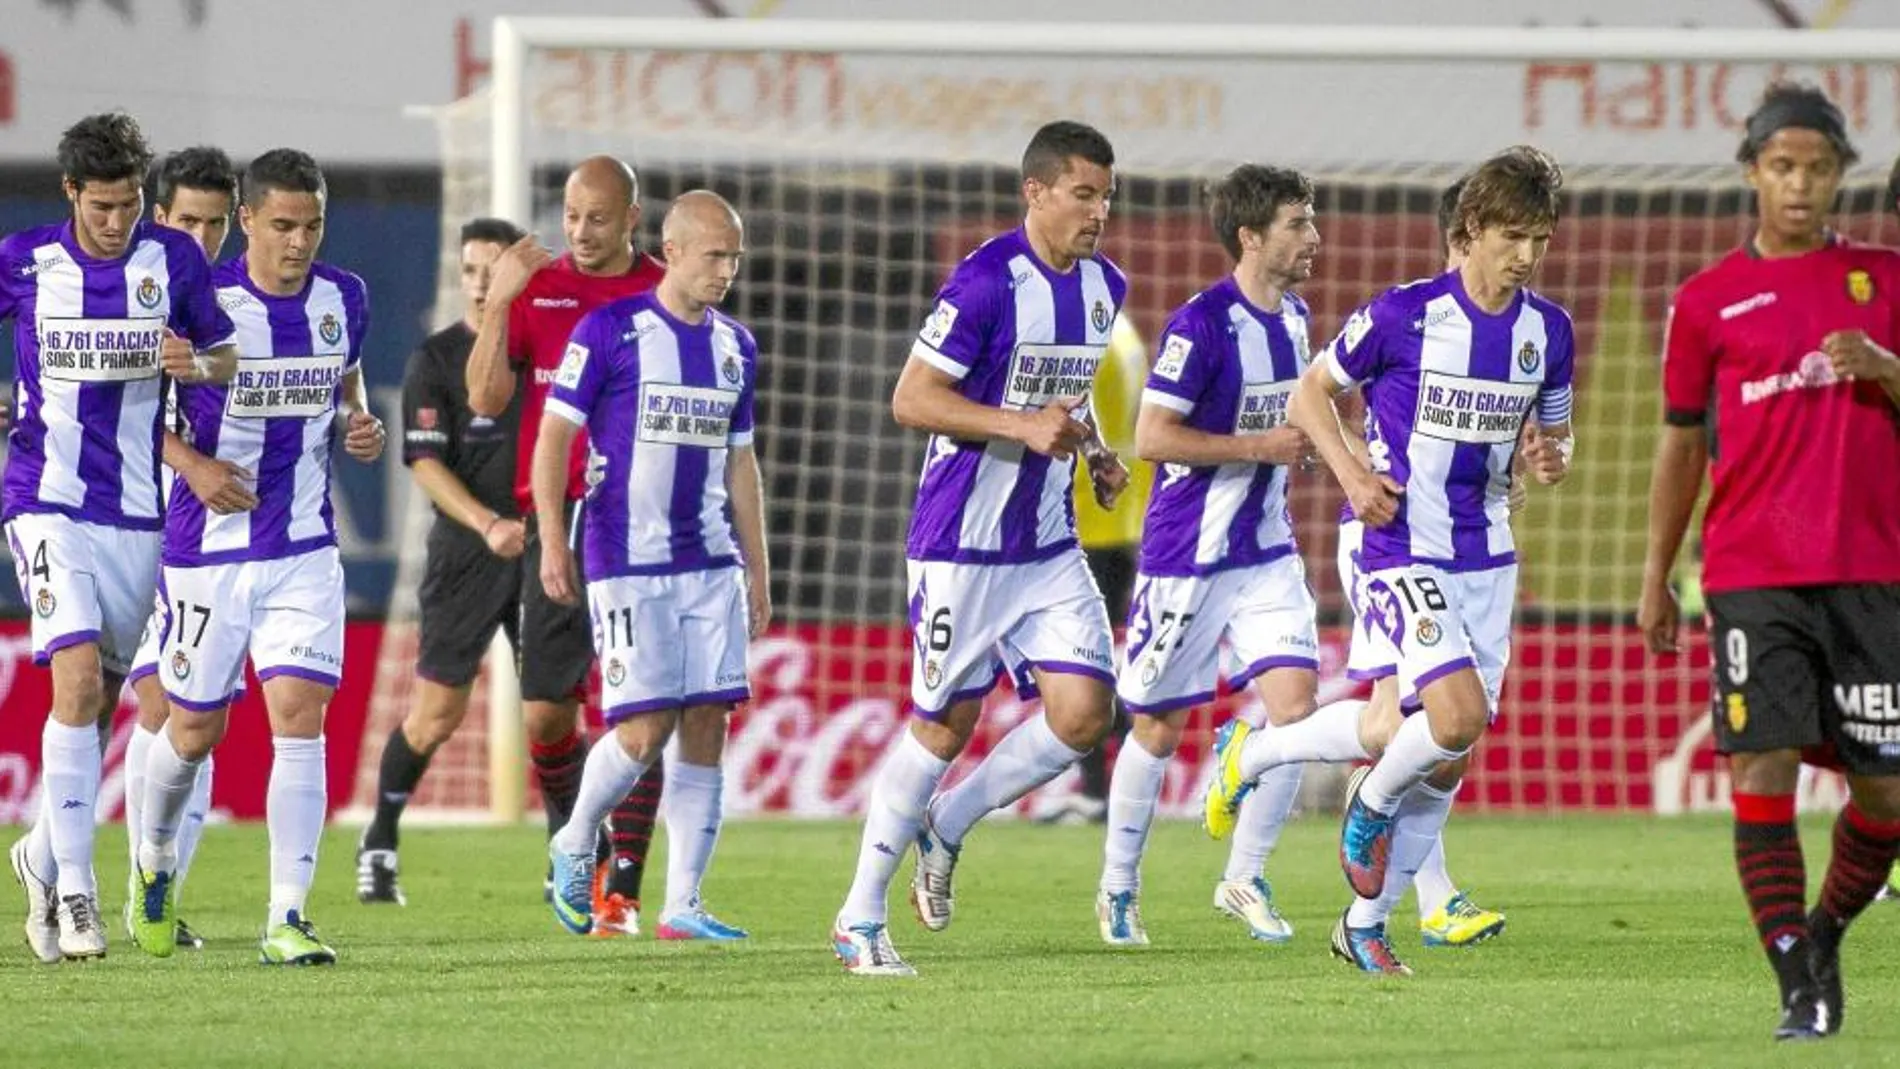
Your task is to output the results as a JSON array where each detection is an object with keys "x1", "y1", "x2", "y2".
[
  {"x1": 605, "y1": 658, "x2": 626, "y2": 688},
  {"x1": 923, "y1": 659, "x2": 943, "y2": 690},
  {"x1": 170, "y1": 650, "x2": 192, "y2": 681},
  {"x1": 1847, "y1": 268, "x2": 1874, "y2": 305},
  {"x1": 32, "y1": 587, "x2": 55, "y2": 619},
  {"x1": 318, "y1": 312, "x2": 343, "y2": 346},
  {"x1": 1414, "y1": 616, "x2": 1443, "y2": 647},
  {"x1": 1516, "y1": 340, "x2": 1541, "y2": 375},
  {"x1": 1726, "y1": 693, "x2": 1748, "y2": 733},
  {"x1": 135, "y1": 275, "x2": 162, "y2": 310},
  {"x1": 722, "y1": 353, "x2": 742, "y2": 386},
  {"x1": 414, "y1": 408, "x2": 438, "y2": 431},
  {"x1": 1091, "y1": 300, "x2": 1111, "y2": 333}
]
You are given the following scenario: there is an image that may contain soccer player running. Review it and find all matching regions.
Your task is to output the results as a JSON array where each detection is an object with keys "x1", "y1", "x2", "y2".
[
  {"x1": 1639, "y1": 83, "x2": 1900, "y2": 1042},
  {"x1": 1287, "y1": 146, "x2": 1574, "y2": 976},
  {"x1": 535, "y1": 191, "x2": 766, "y2": 941},
  {"x1": 117, "y1": 145, "x2": 247, "y2": 952},
  {"x1": 1096, "y1": 163, "x2": 1326, "y2": 949},
  {"x1": 4, "y1": 113, "x2": 238, "y2": 962},
  {"x1": 1204, "y1": 176, "x2": 1510, "y2": 951},
  {"x1": 831, "y1": 120, "x2": 1129, "y2": 978},
  {"x1": 355, "y1": 217, "x2": 528, "y2": 908},
  {"x1": 465, "y1": 157, "x2": 667, "y2": 931},
  {"x1": 128, "y1": 149, "x2": 386, "y2": 965}
]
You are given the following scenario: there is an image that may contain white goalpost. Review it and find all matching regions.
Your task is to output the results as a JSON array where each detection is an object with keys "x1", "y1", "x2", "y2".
[{"x1": 350, "y1": 18, "x2": 1900, "y2": 824}]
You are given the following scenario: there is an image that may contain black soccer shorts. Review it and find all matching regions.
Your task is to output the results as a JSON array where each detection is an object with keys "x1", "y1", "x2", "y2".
[{"x1": 416, "y1": 522, "x2": 522, "y2": 688}]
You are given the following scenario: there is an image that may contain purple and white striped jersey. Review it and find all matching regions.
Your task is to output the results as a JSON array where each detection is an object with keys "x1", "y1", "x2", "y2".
[
  {"x1": 0, "y1": 220, "x2": 235, "y2": 529},
  {"x1": 1139, "y1": 278, "x2": 1310, "y2": 577},
  {"x1": 906, "y1": 228, "x2": 1128, "y2": 564},
  {"x1": 1323, "y1": 270, "x2": 1575, "y2": 572},
  {"x1": 545, "y1": 292, "x2": 758, "y2": 581},
  {"x1": 163, "y1": 258, "x2": 366, "y2": 566}
]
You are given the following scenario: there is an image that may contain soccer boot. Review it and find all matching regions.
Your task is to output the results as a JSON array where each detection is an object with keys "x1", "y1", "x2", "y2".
[
  {"x1": 56, "y1": 892, "x2": 107, "y2": 961},
  {"x1": 1339, "y1": 765, "x2": 1396, "y2": 900},
  {"x1": 355, "y1": 847, "x2": 405, "y2": 905},
  {"x1": 655, "y1": 907, "x2": 748, "y2": 941},
  {"x1": 128, "y1": 863, "x2": 177, "y2": 958},
  {"x1": 9, "y1": 837, "x2": 60, "y2": 964},
  {"x1": 174, "y1": 917, "x2": 205, "y2": 950},
  {"x1": 1202, "y1": 719, "x2": 1255, "y2": 841},
  {"x1": 909, "y1": 814, "x2": 959, "y2": 932},
  {"x1": 1807, "y1": 907, "x2": 1845, "y2": 1037},
  {"x1": 1420, "y1": 892, "x2": 1507, "y2": 948},
  {"x1": 1774, "y1": 986, "x2": 1830, "y2": 1042},
  {"x1": 258, "y1": 911, "x2": 337, "y2": 966},
  {"x1": 1213, "y1": 876, "x2": 1293, "y2": 943},
  {"x1": 548, "y1": 841, "x2": 595, "y2": 935},
  {"x1": 590, "y1": 864, "x2": 640, "y2": 938},
  {"x1": 1096, "y1": 889, "x2": 1149, "y2": 947},
  {"x1": 1330, "y1": 909, "x2": 1411, "y2": 976},
  {"x1": 832, "y1": 918, "x2": 916, "y2": 977}
]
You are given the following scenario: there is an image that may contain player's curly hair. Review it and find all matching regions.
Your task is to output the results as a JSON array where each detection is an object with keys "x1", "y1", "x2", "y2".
[
  {"x1": 1737, "y1": 81, "x2": 1857, "y2": 167},
  {"x1": 153, "y1": 146, "x2": 238, "y2": 211},
  {"x1": 241, "y1": 148, "x2": 327, "y2": 206},
  {"x1": 1021, "y1": 120, "x2": 1115, "y2": 186},
  {"x1": 58, "y1": 112, "x2": 155, "y2": 191},
  {"x1": 1455, "y1": 146, "x2": 1563, "y2": 241},
  {"x1": 1205, "y1": 164, "x2": 1312, "y2": 262}
]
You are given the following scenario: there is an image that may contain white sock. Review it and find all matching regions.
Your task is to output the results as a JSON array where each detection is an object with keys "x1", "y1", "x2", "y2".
[
  {"x1": 266, "y1": 736, "x2": 326, "y2": 928},
  {"x1": 138, "y1": 727, "x2": 205, "y2": 875},
  {"x1": 122, "y1": 724, "x2": 157, "y2": 872},
  {"x1": 840, "y1": 731, "x2": 950, "y2": 926},
  {"x1": 174, "y1": 754, "x2": 214, "y2": 904},
  {"x1": 26, "y1": 794, "x2": 56, "y2": 885},
  {"x1": 930, "y1": 714, "x2": 1085, "y2": 846},
  {"x1": 42, "y1": 718, "x2": 103, "y2": 898},
  {"x1": 1239, "y1": 700, "x2": 1368, "y2": 780},
  {"x1": 1100, "y1": 738, "x2": 1168, "y2": 895},
  {"x1": 1357, "y1": 713, "x2": 1466, "y2": 814},
  {"x1": 1223, "y1": 762, "x2": 1304, "y2": 884},
  {"x1": 1348, "y1": 780, "x2": 1456, "y2": 928},
  {"x1": 551, "y1": 734, "x2": 646, "y2": 856},
  {"x1": 661, "y1": 759, "x2": 723, "y2": 918},
  {"x1": 1412, "y1": 792, "x2": 1460, "y2": 919}
]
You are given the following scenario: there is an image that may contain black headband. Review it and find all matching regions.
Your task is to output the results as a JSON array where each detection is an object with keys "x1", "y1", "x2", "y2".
[{"x1": 1740, "y1": 93, "x2": 1857, "y2": 163}]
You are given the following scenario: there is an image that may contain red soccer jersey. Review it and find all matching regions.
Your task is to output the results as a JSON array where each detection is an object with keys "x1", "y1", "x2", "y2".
[
  {"x1": 1663, "y1": 239, "x2": 1900, "y2": 593},
  {"x1": 506, "y1": 251, "x2": 667, "y2": 513}
]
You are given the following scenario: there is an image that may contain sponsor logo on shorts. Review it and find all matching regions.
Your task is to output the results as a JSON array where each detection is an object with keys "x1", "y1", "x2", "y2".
[
  {"x1": 32, "y1": 587, "x2": 55, "y2": 618},
  {"x1": 170, "y1": 650, "x2": 192, "y2": 681},
  {"x1": 922, "y1": 659, "x2": 943, "y2": 689},
  {"x1": 289, "y1": 644, "x2": 341, "y2": 668},
  {"x1": 716, "y1": 670, "x2": 747, "y2": 687},
  {"x1": 1414, "y1": 616, "x2": 1443, "y2": 647},
  {"x1": 1726, "y1": 692, "x2": 1748, "y2": 734},
  {"x1": 135, "y1": 275, "x2": 163, "y2": 310},
  {"x1": 605, "y1": 658, "x2": 626, "y2": 687},
  {"x1": 1072, "y1": 646, "x2": 1113, "y2": 668}
]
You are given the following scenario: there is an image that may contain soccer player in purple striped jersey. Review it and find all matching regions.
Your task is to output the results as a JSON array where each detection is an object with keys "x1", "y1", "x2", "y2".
[
  {"x1": 1288, "y1": 147, "x2": 1575, "y2": 975},
  {"x1": 832, "y1": 121, "x2": 1130, "y2": 977},
  {"x1": 3, "y1": 113, "x2": 239, "y2": 963},
  {"x1": 129, "y1": 149, "x2": 386, "y2": 966},
  {"x1": 1096, "y1": 164, "x2": 1332, "y2": 948},
  {"x1": 534, "y1": 191, "x2": 767, "y2": 942}
]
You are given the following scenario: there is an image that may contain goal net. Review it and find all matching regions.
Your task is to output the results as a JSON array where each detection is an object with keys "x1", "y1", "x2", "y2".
[{"x1": 352, "y1": 19, "x2": 1900, "y2": 822}]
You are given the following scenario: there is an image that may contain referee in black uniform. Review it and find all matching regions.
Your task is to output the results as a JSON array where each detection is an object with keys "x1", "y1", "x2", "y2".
[{"x1": 356, "y1": 218, "x2": 528, "y2": 903}]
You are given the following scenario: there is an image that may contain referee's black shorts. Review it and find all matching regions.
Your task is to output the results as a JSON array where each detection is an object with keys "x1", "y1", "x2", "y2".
[
  {"x1": 1706, "y1": 583, "x2": 1900, "y2": 776},
  {"x1": 416, "y1": 521, "x2": 522, "y2": 688},
  {"x1": 517, "y1": 502, "x2": 594, "y2": 703}
]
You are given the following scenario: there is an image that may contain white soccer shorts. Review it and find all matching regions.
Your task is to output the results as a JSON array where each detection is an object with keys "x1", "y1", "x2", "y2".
[
  {"x1": 905, "y1": 549, "x2": 1116, "y2": 717},
  {"x1": 160, "y1": 546, "x2": 346, "y2": 712},
  {"x1": 1117, "y1": 554, "x2": 1321, "y2": 715},
  {"x1": 1353, "y1": 560, "x2": 1516, "y2": 717},
  {"x1": 127, "y1": 593, "x2": 163, "y2": 685},
  {"x1": 588, "y1": 567, "x2": 751, "y2": 722},
  {"x1": 6, "y1": 513, "x2": 159, "y2": 676},
  {"x1": 1338, "y1": 519, "x2": 1398, "y2": 681}
]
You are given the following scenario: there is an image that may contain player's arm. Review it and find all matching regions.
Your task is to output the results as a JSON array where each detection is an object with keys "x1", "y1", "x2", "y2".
[
  {"x1": 1821, "y1": 329, "x2": 1900, "y2": 411},
  {"x1": 530, "y1": 411, "x2": 581, "y2": 605},
  {"x1": 1135, "y1": 404, "x2": 1306, "y2": 466},
  {"x1": 163, "y1": 428, "x2": 256, "y2": 515},
  {"x1": 726, "y1": 444, "x2": 773, "y2": 638},
  {"x1": 1640, "y1": 293, "x2": 1712, "y2": 655},
  {"x1": 401, "y1": 347, "x2": 523, "y2": 557},
  {"x1": 467, "y1": 235, "x2": 554, "y2": 417},
  {"x1": 163, "y1": 249, "x2": 240, "y2": 385},
  {"x1": 891, "y1": 357, "x2": 1088, "y2": 458},
  {"x1": 1289, "y1": 305, "x2": 1403, "y2": 525},
  {"x1": 337, "y1": 368, "x2": 385, "y2": 463},
  {"x1": 1333, "y1": 388, "x2": 1372, "y2": 470}
]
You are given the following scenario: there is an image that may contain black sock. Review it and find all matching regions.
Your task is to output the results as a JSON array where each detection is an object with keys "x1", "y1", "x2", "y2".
[{"x1": 363, "y1": 727, "x2": 433, "y2": 852}]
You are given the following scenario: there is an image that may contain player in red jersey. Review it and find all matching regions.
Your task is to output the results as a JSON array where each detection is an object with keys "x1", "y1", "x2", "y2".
[
  {"x1": 464, "y1": 157, "x2": 669, "y2": 935},
  {"x1": 1640, "y1": 83, "x2": 1900, "y2": 1043}
]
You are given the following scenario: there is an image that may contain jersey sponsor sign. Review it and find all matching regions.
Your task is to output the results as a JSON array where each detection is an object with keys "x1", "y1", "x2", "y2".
[
  {"x1": 637, "y1": 382, "x2": 737, "y2": 447},
  {"x1": 35, "y1": 317, "x2": 163, "y2": 383},
  {"x1": 1002, "y1": 344, "x2": 1104, "y2": 410},
  {"x1": 1234, "y1": 380, "x2": 1294, "y2": 435},
  {"x1": 224, "y1": 354, "x2": 347, "y2": 419},
  {"x1": 1413, "y1": 371, "x2": 1538, "y2": 445}
]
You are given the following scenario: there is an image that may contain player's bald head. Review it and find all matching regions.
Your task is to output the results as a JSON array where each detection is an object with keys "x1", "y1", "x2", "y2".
[
  {"x1": 662, "y1": 190, "x2": 743, "y2": 247},
  {"x1": 565, "y1": 156, "x2": 638, "y2": 206}
]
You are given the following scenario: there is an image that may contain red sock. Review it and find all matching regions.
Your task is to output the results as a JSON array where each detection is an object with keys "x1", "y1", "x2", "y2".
[
  {"x1": 1733, "y1": 792, "x2": 1811, "y2": 995},
  {"x1": 1820, "y1": 803, "x2": 1900, "y2": 925},
  {"x1": 531, "y1": 732, "x2": 588, "y2": 837},
  {"x1": 605, "y1": 758, "x2": 665, "y2": 900}
]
